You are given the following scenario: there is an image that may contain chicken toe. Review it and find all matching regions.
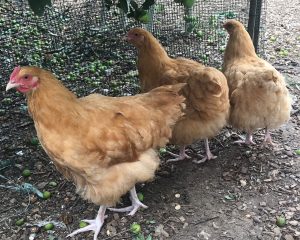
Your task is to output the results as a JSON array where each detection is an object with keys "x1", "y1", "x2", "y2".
[
  {"x1": 166, "y1": 146, "x2": 191, "y2": 162},
  {"x1": 108, "y1": 186, "x2": 148, "y2": 216},
  {"x1": 67, "y1": 206, "x2": 107, "y2": 240},
  {"x1": 193, "y1": 139, "x2": 217, "y2": 164},
  {"x1": 262, "y1": 128, "x2": 276, "y2": 146}
]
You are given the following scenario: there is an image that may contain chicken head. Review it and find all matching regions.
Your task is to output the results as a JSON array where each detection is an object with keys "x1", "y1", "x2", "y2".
[
  {"x1": 6, "y1": 66, "x2": 39, "y2": 93},
  {"x1": 125, "y1": 28, "x2": 149, "y2": 48},
  {"x1": 223, "y1": 19, "x2": 245, "y2": 35}
]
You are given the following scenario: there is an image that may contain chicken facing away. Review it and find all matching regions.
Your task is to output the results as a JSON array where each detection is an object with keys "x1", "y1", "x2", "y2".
[
  {"x1": 223, "y1": 20, "x2": 291, "y2": 145},
  {"x1": 126, "y1": 28, "x2": 230, "y2": 163},
  {"x1": 6, "y1": 66, "x2": 186, "y2": 239}
]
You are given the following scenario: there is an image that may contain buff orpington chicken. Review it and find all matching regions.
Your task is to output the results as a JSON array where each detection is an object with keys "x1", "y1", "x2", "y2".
[
  {"x1": 223, "y1": 19, "x2": 291, "y2": 145},
  {"x1": 6, "y1": 66, "x2": 185, "y2": 239},
  {"x1": 126, "y1": 27, "x2": 230, "y2": 163}
]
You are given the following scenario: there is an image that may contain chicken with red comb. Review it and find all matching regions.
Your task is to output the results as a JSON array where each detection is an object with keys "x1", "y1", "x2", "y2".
[{"x1": 6, "y1": 66, "x2": 186, "y2": 239}]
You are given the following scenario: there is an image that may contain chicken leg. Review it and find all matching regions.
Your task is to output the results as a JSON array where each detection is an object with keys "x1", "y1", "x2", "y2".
[
  {"x1": 234, "y1": 132, "x2": 256, "y2": 145},
  {"x1": 166, "y1": 145, "x2": 191, "y2": 162},
  {"x1": 262, "y1": 128, "x2": 276, "y2": 146},
  {"x1": 108, "y1": 186, "x2": 147, "y2": 216},
  {"x1": 67, "y1": 205, "x2": 107, "y2": 240},
  {"x1": 193, "y1": 138, "x2": 217, "y2": 164}
]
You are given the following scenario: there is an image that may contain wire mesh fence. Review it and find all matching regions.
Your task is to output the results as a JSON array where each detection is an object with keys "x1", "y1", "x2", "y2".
[{"x1": 0, "y1": 0, "x2": 266, "y2": 96}]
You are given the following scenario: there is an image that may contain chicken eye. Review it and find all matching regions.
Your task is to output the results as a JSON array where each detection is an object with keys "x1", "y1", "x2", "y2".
[
  {"x1": 24, "y1": 75, "x2": 29, "y2": 80},
  {"x1": 134, "y1": 33, "x2": 138, "y2": 36}
]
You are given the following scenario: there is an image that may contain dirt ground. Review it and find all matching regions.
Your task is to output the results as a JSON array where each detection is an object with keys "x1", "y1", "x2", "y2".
[{"x1": 0, "y1": 0, "x2": 299, "y2": 239}]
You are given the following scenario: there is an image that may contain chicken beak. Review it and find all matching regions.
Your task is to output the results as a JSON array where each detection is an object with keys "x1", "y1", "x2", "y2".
[
  {"x1": 6, "y1": 81, "x2": 20, "y2": 91},
  {"x1": 122, "y1": 35, "x2": 129, "y2": 41}
]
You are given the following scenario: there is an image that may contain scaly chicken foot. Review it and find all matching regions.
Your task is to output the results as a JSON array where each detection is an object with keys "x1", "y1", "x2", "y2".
[
  {"x1": 67, "y1": 205, "x2": 107, "y2": 240},
  {"x1": 193, "y1": 139, "x2": 217, "y2": 164},
  {"x1": 262, "y1": 128, "x2": 276, "y2": 146},
  {"x1": 108, "y1": 186, "x2": 148, "y2": 216},
  {"x1": 166, "y1": 146, "x2": 191, "y2": 162},
  {"x1": 234, "y1": 132, "x2": 256, "y2": 145}
]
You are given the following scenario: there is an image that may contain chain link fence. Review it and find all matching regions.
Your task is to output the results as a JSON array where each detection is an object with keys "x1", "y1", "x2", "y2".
[{"x1": 0, "y1": 0, "x2": 266, "y2": 96}]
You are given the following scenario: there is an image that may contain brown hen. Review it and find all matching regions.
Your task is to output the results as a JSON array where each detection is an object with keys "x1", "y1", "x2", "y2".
[
  {"x1": 6, "y1": 66, "x2": 185, "y2": 239},
  {"x1": 223, "y1": 20, "x2": 291, "y2": 145},
  {"x1": 126, "y1": 28, "x2": 230, "y2": 163}
]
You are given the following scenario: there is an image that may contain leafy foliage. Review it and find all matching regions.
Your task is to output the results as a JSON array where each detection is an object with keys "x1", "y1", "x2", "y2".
[
  {"x1": 116, "y1": 0, "x2": 155, "y2": 23},
  {"x1": 28, "y1": 0, "x2": 52, "y2": 16},
  {"x1": 174, "y1": 0, "x2": 196, "y2": 8},
  {"x1": 27, "y1": 0, "x2": 155, "y2": 23}
]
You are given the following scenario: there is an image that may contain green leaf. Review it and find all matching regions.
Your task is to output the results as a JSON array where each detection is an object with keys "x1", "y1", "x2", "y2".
[
  {"x1": 146, "y1": 235, "x2": 153, "y2": 240},
  {"x1": 137, "y1": 10, "x2": 151, "y2": 23},
  {"x1": 134, "y1": 233, "x2": 145, "y2": 240},
  {"x1": 224, "y1": 194, "x2": 235, "y2": 201},
  {"x1": 142, "y1": 0, "x2": 155, "y2": 10},
  {"x1": 182, "y1": 0, "x2": 196, "y2": 8},
  {"x1": 28, "y1": 0, "x2": 52, "y2": 16},
  {"x1": 224, "y1": 11, "x2": 236, "y2": 19}
]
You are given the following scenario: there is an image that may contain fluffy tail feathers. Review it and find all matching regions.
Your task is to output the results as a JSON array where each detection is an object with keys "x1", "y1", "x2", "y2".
[{"x1": 144, "y1": 83, "x2": 186, "y2": 148}]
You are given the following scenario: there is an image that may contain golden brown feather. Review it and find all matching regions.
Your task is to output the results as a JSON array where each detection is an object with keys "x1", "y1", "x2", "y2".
[
  {"x1": 9, "y1": 66, "x2": 185, "y2": 206},
  {"x1": 126, "y1": 27, "x2": 230, "y2": 162},
  {"x1": 223, "y1": 19, "x2": 291, "y2": 145}
]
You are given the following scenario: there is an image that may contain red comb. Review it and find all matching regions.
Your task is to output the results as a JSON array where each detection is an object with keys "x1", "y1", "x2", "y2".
[{"x1": 10, "y1": 66, "x2": 21, "y2": 80}]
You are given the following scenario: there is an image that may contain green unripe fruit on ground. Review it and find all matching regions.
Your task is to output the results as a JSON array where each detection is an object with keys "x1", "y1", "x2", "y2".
[
  {"x1": 130, "y1": 222, "x2": 141, "y2": 234},
  {"x1": 22, "y1": 169, "x2": 31, "y2": 177},
  {"x1": 43, "y1": 191, "x2": 51, "y2": 199},
  {"x1": 31, "y1": 137, "x2": 39, "y2": 145},
  {"x1": 276, "y1": 215, "x2": 286, "y2": 227},
  {"x1": 48, "y1": 181, "x2": 57, "y2": 187},
  {"x1": 79, "y1": 221, "x2": 88, "y2": 228},
  {"x1": 15, "y1": 218, "x2": 25, "y2": 226},
  {"x1": 44, "y1": 223, "x2": 54, "y2": 230}
]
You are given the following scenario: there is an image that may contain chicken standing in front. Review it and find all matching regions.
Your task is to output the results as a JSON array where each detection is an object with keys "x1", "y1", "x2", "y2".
[
  {"x1": 126, "y1": 28, "x2": 230, "y2": 163},
  {"x1": 223, "y1": 20, "x2": 291, "y2": 145},
  {"x1": 6, "y1": 66, "x2": 185, "y2": 240}
]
